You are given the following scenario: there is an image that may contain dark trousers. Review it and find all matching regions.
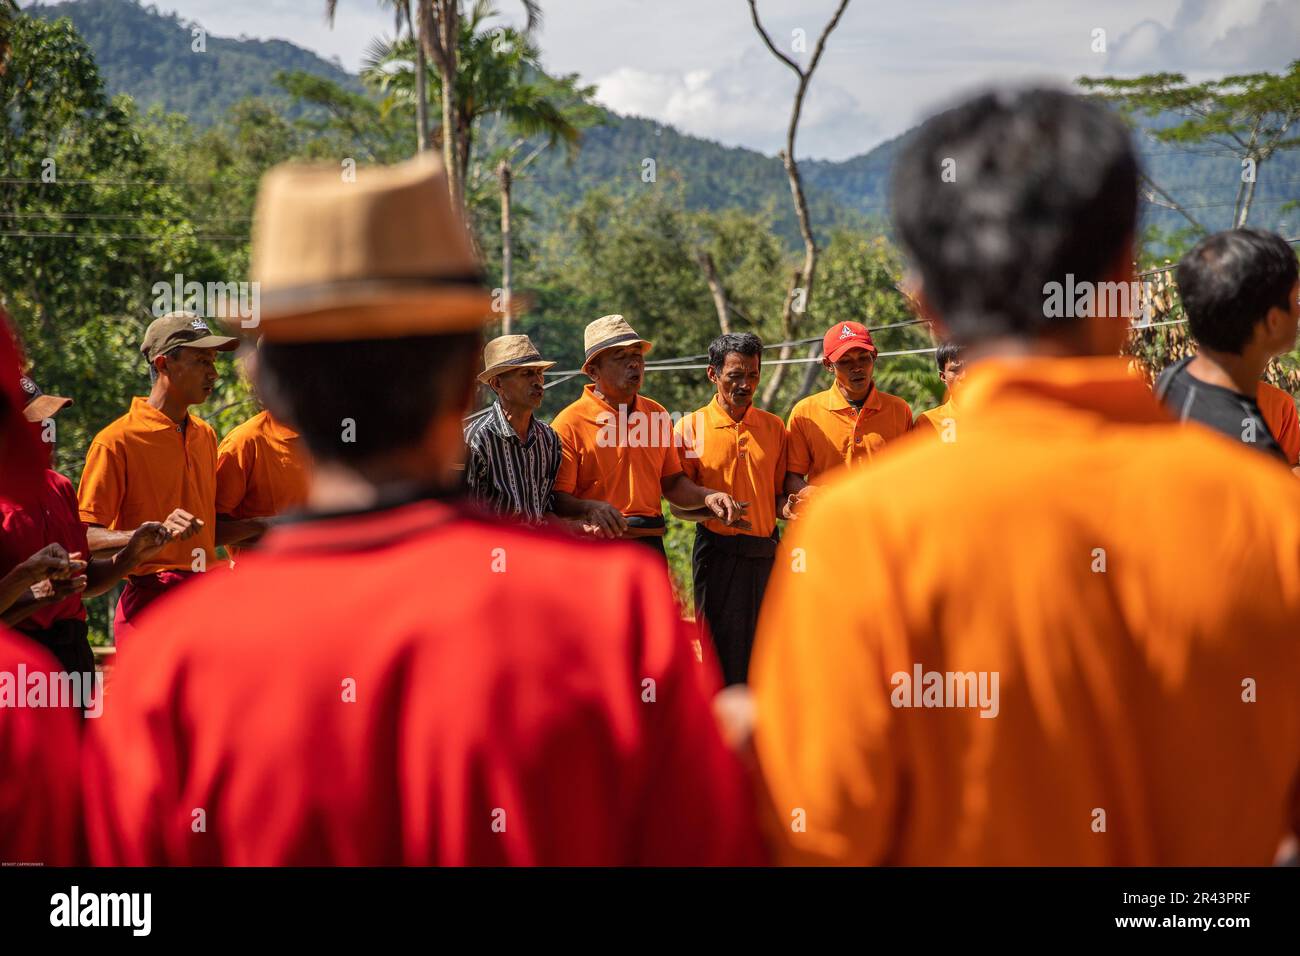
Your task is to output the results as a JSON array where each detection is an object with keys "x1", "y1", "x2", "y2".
[
  {"x1": 630, "y1": 534, "x2": 667, "y2": 558},
  {"x1": 20, "y1": 618, "x2": 94, "y2": 676},
  {"x1": 692, "y1": 525, "x2": 776, "y2": 686}
]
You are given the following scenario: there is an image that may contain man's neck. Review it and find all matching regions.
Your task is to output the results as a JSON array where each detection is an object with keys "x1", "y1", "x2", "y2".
[
  {"x1": 839, "y1": 381, "x2": 872, "y2": 405},
  {"x1": 147, "y1": 384, "x2": 191, "y2": 425},
  {"x1": 499, "y1": 401, "x2": 532, "y2": 440},
  {"x1": 306, "y1": 461, "x2": 440, "y2": 514},
  {"x1": 718, "y1": 394, "x2": 748, "y2": 422},
  {"x1": 1187, "y1": 348, "x2": 1268, "y2": 398}
]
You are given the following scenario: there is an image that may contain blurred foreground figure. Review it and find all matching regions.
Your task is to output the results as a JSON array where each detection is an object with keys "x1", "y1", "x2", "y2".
[
  {"x1": 83, "y1": 156, "x2": 761, "y2": 865},
  {"x1": 0, "y1": 313, "x2": 80, "y2": 866},
  {"x1": 752, "y1": 88, "x2": 1300, "y2": 865}
]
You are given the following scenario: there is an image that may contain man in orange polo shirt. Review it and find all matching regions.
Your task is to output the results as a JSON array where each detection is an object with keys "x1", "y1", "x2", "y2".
[
  {"x1": 916, "y1": 342, "x2": 965, "y2": 440},
  {"x1": 1256, "y1": 379, "x2": 1300, "y2": 468},
  {"x1": 551, "y1": 314, "x2": 743, "y2": 559},
  {"x1": 77, "y1": 311, "x2": 239, "y2": 648},
  {"x1": 215, "y1": 396, "x2": 312, "y2": 567},
  {"x1": 750, "y1": 87, "x2": 1300, "y2": 865},
  {"x1": 83, "y1": 156, "x2": 761, "y2": 865},
  {"x1": 673, "y1": 332, "x2": 791, "y2": 685},
  {"x1": 784, "y1": 321, "x2": 912, "y2": 505}
]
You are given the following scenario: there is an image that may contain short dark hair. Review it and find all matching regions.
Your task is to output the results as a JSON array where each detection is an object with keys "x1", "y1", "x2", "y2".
[
  {"x1": 936, "y1": 342, "x2": 963, "y2": 374},
  {"x1": 148, "y1": 346, "x2": 180, "y2": 384},
  {"x1": 1176, "y1": 229, "x2": 1299, "y2": 354},
  {"x1": 256, "y1": 333, "x2": 479, "y2": 465},
  {"x1": 891, "y1": 87, "x2": 1139, "y2": 344},
  {"x1": 708, "y1": 332, "x2": 763, "y2": 372}
]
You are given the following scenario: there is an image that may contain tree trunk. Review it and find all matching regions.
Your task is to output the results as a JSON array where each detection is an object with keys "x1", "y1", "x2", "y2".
[
  {"x1": 412, "y1": 2, "x2": 430, "y2": 153},
  {"x1": 761, "y1": 270, "x2": 802, "y2": 406},
  {"x1": 747, "y1": 0, "x2": 851, "y2": 404},
  {"x1": 1236, "y1": 159, "x2": 1259, "y2": 227},
  {"x1": 499, "y1": 159, "x2": 513, "y2": 335},
  {"x1": 795, "y1": 342, "x2": 824, "y2": 403},
  {"x1": 419, "y1": 0, "x2": 462, "y2": 211},
  {"x1": 696, "y1": 251, "x2": 731, "y2": 334}
]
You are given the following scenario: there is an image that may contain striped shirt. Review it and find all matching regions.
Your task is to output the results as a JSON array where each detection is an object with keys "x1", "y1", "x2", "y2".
[{"x1": 464, "y1": 402, "x2": 562, "y2": 523}]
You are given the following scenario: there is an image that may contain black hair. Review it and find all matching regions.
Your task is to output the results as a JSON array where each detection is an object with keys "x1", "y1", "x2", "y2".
[
  {"x1": 147, "y1": 346, "x2": 180, "y2": 384},
  {"x1": 935, "y1": 342, "x2": 963, "y2": 374},
  {"x1": 891, "y1": 87, "x2": 1139, "y2": 344},
  {"x1": 708, "y1": 332, "x2": 763, "y2": 372},
  {"x1": 1176, "y1": 228, "x2": 1299, "y2": 354},
  {"x1": 255, "y1": 332, "x2": 480, "y2": 465}
]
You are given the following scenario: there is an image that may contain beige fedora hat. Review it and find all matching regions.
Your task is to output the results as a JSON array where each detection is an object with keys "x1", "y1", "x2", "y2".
[
  {"x1": 582, "y1": 314, "x2": 652, "y2": 367},
  {"x1": 246, "y1": 154, "x2": 495, "y2": 341},
  {"x1": 478, "y1": 334, "x2": 556, "y2": 384}
]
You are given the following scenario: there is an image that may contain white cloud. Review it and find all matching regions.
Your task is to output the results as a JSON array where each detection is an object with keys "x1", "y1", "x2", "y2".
[
  {"x1": 1107, "y1": 0, "x2": 1300, "y2": 73},
  {"x1": 594, "y1": 52, "x2": 883, "y2": 160}
]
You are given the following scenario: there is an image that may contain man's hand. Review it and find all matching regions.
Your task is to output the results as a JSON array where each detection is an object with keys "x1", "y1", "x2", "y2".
[
  {"x1": 16, "y1": 543, "x2": 85, "y2": 585},
  {"x1": 784, "y1": 484, "x2": 817, "y2": 520},
  {"x1": 712, "y1": 685, "x2": 756, "y2": 766},
  {"x1": 581, "y1": 501, "x2": 629, "y2": 540},
  {"x1": 704, "y1": 491, "x2": 744, "y2": 526},
  {"x1": 29, "y1": 574, "x2": 88, "y2": 605},
  {"x1": 161, "y1": 508, "x2": 204, "y2": 542},
  {"x1": 122, "y1": 521, "x2": 170, "y2": 566}
]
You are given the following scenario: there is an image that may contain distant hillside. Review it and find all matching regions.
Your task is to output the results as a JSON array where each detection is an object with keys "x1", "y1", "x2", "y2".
[
  {"x1": 28, "y1": 0, "x2": 1300, "y2": 243},
  {"x1": 28, "y1": 0, "x2": 363, "y2": 121}
]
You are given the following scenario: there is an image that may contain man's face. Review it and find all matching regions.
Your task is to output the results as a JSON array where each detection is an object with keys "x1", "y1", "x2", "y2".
[
  {"x1": 708, "y1": 351, "x2": 760, "y2": 411},
  {"x1": 940, "y1": 357, "x2": 966, "y2": 391},
  {"x1": 492, "y1": 365, "x2": 546, "y2": 411},
  {"x1": 831, "y1": 347, "x2": 875, "y2": 398},
  {"x1": 590, "y1": 344, "x2": 645, "y2": 397},
  {"x1": 1258, "y1": 278, "x2": 1300, "y2": 358},
  {"x1": 161, "y1": 346, "x2": 219, "y2": 406}
]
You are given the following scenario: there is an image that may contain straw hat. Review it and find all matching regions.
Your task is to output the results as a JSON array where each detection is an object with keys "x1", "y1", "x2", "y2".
[
  {"x1": 246, "y1": 154, "x2": 495, "y2": 341},
  {"x1": 478, "y1": 334, "x2": 555, "y2": 384},
  {"x1": 582, "y1": 314, "x2": 652, "y2": 368}
]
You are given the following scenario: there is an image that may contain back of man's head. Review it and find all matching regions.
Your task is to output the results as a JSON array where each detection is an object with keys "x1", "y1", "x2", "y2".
[
  {"x1": 255, "y1": 334, "x2": 479, "y2": 467},
  {"x1": 1176, "y1": 228, "x2": 1300, "y2": 355},
  {"x1": 891, "y1": 87, "x2": 1139, "y2": 344}
]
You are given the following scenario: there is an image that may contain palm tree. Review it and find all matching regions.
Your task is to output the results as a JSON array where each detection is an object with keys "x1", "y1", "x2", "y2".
[
  {"x1": 362, "y1": 2, "x2": 591, "y2": 194},
  {"x1": 326, "y1": 0, "x2": 431, "y2": 153},
  {"x1": 363, "y1": 1, "x2": 598, "y2": 326},
  {"x1": 417, "y1": 0, "x2": 541, "y2": 211}
]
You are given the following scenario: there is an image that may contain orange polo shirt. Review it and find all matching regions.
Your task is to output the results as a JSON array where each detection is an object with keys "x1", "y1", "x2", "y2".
[
  {"x1": 674, "y1": 397, "x2": 787, "y2": 537},
  {"x1": 786, "y1": 382, "x2": 913, "y2": 482},
  {"x1": 78, "y1": 396, "x2": 219, "y2": 575},
  {"x1": 753, "y1": 356, "x2": 1300, "y2": 866},
  {"x1": 1256, "y1": 381, "x2": 1300, "y2": 466},
  {"x1": 552, "y1": 385, "x2": 684, "y2": 518},
  {"x1": 917, "y1": 396, "x2": 958, "y2": 439},
  {"x1": 216, "y1": 410, "x2": 312, "y2": 564}
]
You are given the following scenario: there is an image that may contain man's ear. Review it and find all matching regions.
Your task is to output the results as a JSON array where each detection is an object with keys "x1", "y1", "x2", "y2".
[{"x1": 706, "y1": 365, "x2": 719, "y2": 385}]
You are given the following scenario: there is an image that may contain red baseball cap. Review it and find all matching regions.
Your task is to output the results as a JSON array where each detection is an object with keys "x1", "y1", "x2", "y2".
[{"x1": 823, "y1": 321, "x2": 877, "y2": 363}]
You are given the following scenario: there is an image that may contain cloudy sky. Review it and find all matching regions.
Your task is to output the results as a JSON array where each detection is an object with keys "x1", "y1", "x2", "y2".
[{"x1": 51, "y1": 0, "x2": 1300, "y2": 160}]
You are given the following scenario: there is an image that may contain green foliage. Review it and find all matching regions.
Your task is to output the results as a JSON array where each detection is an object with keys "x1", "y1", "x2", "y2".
[
  {"x1": 0, "y1": 12, "x2": 250, "y2": 640},
  {"x1": 1079, "y1": 63, "x2": 1300, "y2": 234}
]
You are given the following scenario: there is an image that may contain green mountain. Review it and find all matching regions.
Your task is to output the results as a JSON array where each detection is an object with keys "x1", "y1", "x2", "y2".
[
  {"x1": 28, "y1": 0, "x2": 1300, "y2": 242},
  {"x1": 27, "y1": 0, "x2": 364, "y2": 121}
]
